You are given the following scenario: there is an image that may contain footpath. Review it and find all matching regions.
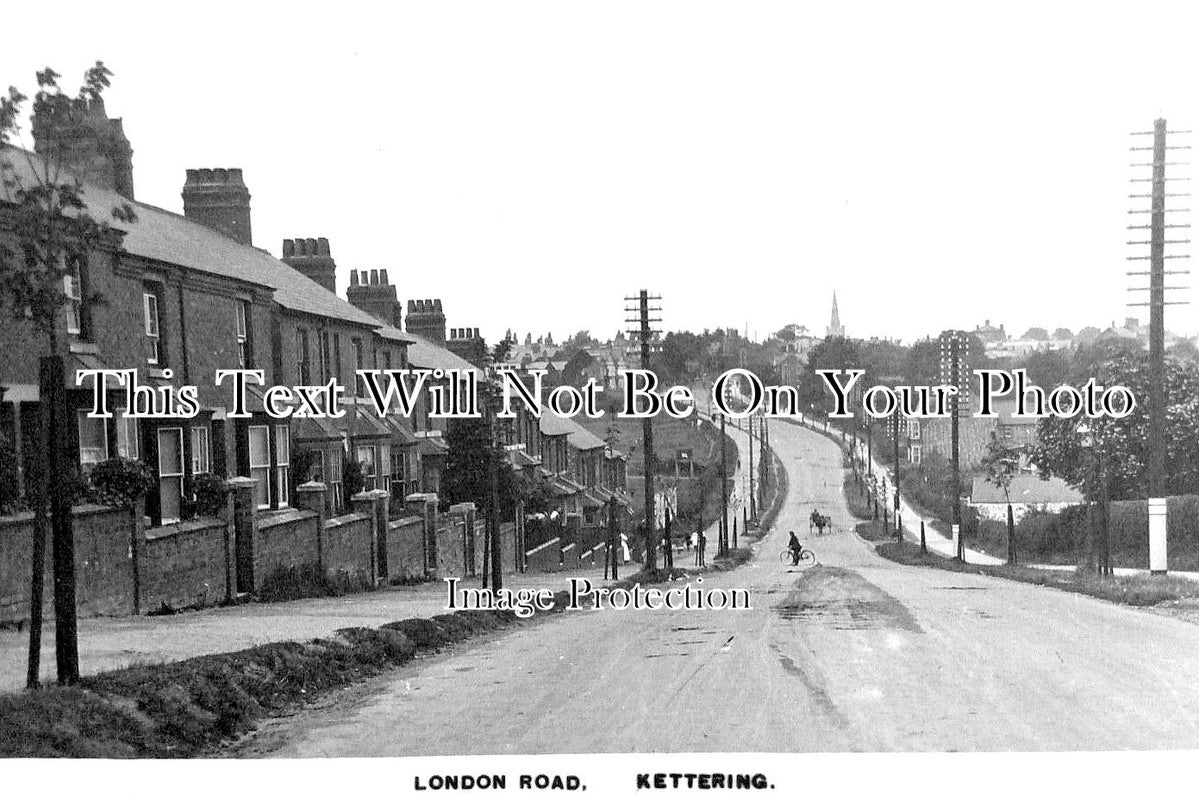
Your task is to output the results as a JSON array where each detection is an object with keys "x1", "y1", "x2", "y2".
[
  {"x1": 790, "y1": 414, "x2": 1199, "y2": 581},
  {"x1": 2, "y1": 412, "x2": 755, "y2": 693}
]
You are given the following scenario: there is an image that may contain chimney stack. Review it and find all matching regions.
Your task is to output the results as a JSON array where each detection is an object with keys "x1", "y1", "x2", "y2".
[
  {"x1": 346, "y1": 268, "x2": 401, "y2": 328},
  {"x1": 182, "y1": 168, "x2": 253, "y2": 246},
  {"x1": 405, "y1": 298, "x2": 447, "y2": 345},
  {"x1": 33, "y1": 96, "x2": 135, "y2": 199},
  {"x1": 281, "y1": 237, "x2": 337, "y2": 295}
]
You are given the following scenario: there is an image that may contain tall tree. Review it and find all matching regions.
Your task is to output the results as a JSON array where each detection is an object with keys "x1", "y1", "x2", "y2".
[
  {"x1": 1032, "y1": 349, "x2": 1199, "y2": 500},
  {"x1": 980, "y1": 432, "x2": 1024, "y2": 564},
  {"x1": 1, "y1": 63, "x2": 136, "y2": 687}
]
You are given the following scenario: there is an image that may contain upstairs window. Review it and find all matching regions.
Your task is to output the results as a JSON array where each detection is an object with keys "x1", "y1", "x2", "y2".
[
  {"x1": 143, "y1": 283, "x2": 165, "y2": 366},
  {"x1": 235, "y1": 301, "x2": 253, "y2": 368},
  {"x1": 296, "y1": 328, "x2": 311, "y2": 385},
  {"x1": 63, "y1": 258, "x2": 83, "y2": 335}
]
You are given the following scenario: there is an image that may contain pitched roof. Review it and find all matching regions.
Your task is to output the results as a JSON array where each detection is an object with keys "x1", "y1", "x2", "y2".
[
  {"x1": 538, "y1": 406, "x2": 606, "y2": 450},
  {"x1": 970, "y1": 474, "x2": 1084, "y2": 505},
  {"x1": 1, "y1": 148, "x2": 381, "y2": 328},
  {"x1": 405, "y1": 332, "x2": 475, "y2": 372},
  {"x1": 377, "y1": 324, "x2": 417, "y2": 344}
]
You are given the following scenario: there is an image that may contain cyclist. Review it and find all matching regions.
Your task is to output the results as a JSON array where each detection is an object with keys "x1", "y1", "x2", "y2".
[{"x1": 787, "y1": 531, "x2": 803, "y2": 566}]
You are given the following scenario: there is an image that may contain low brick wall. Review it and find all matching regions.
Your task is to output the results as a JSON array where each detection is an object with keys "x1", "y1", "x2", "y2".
[
  {"x1": 525, "y1": 536, "x2": 562, "y2": 573},
  {"x1": 254, "y1": 509, "x2": 320, "y2": 591},
  {"x1": 468, "y1": 520, "x2": 518, "y2": 575},
  {"x1": 0, "y1": 504, "x2": 136, "y2": 623},
  {"x1": 386, "y1": 515, "x2": 425, "y2": 583},
  {"x1": 435, "y1": 517, "x2": 468, "y2": 579},
  {"x1": 322, "y1": 512, "x2": 373, "y2": 580},
  {"x1": 143, "y1": 518, "x2": 229, "y2": 611}
]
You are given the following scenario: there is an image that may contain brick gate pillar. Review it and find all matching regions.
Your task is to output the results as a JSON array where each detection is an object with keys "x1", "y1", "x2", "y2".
[{"x1": 295, "y1": 481, "x2": 328, "y2": 573}]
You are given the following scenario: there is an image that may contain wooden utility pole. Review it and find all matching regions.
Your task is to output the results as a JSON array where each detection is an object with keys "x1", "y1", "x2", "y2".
[
  {"x1": 747, "y1": 414, "x2": 757, "y2": 521},
  {"x1": 1129, "y1": 119, "x2": 1190, "y2": 575},
  {"x1": 940, "y1": 330, "x2": 970, "y2": 561},
  {"x1": 719, "y1": 412, "x2": 729, "y2": 555},
  {"x1": 893, "y1": 408, "x2": 902, "y2": 542},
  {"x1": 625, "y1": 290, "x2": 661, "y2": 571}
]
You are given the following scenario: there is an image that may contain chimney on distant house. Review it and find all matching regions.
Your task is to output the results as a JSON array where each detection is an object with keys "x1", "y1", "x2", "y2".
[
  {"x1": 282, "y1": 238, "x2": 337, "y2": 295},
  {"x1": 32, "y1": 95, "x2": 135, "y2": 199},
  {"x1": 448, "y1": 326, "x2": 488, "y2": 369},
  {"x1": 346, "y1": 268, "x2": 402, "y2": 327},
  {"x1": 406, "y1": 299, "x2": 447, "y2": 345},
  {"x1": 182, "y1": 168, "x2": 253, "y2": 246}
]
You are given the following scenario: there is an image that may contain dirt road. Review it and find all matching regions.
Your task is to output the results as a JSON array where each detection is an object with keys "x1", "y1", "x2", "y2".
[{"x1": 260, "y1": 421, "x2": 1199, "y2": 754}]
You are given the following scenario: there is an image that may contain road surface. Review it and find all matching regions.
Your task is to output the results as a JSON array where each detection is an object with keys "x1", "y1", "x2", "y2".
[{"x1": 259, "y1": 421, "x2": 1199, "y2": 754}]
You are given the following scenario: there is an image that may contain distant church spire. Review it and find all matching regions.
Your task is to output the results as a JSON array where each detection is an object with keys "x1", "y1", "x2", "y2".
[{"x1": 826, "y1": 292, "x2": 845, "y2": 338}]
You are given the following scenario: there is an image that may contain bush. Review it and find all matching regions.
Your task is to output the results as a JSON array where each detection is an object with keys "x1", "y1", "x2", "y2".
[
  {"x1": 184, "y1": 472, "x2": 227, "y2": 519},
  {"x1": 343, "y1": 459, "x2": 365, "y2": 499},
  {"x1": 257, "y1": 563, "x2": 373, "y2": 602},
  {"x1": 89, "y1": 457, "x2": 154, "y2": 508}
]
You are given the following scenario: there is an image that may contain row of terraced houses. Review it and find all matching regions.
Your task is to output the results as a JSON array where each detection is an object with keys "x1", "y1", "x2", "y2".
[{"x1": 0, "y1": 98, "x2": 629, "y2": 621}]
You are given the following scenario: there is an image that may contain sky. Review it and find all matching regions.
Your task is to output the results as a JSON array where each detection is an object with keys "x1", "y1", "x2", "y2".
[{"x1": 3, "y1": 1, "x2": 1198, "y2": 346}]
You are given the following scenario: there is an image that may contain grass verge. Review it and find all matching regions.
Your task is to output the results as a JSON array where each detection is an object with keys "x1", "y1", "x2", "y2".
[
  {"x1": 869, "y1": 536, "x2": 1199, "y2": 607},
  {"x1": 0, "y1": 545, "x2": 764, "y2": 759}
]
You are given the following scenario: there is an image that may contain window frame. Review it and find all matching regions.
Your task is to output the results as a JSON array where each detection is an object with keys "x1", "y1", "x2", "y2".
[
  {"x1": 191, "y1": 426, "x2": 211, "y2": 475},
  {"x1": 143, "y1": 283, "x2": 164, "y2": 365},
  {"x1": 77, "y1": 410, "x2": 109, "y2": 473},
  {"x1": 157, "y1": 427, "x2": 185, "y2": 524},
  {"x1": 248, "y1": 424, "x2": 272, "y2": 510}
]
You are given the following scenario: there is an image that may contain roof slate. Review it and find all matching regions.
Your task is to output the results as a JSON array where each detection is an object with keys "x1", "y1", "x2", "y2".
[{"x1": 2, "y1": 147, "x2": 381, "y2": 328}]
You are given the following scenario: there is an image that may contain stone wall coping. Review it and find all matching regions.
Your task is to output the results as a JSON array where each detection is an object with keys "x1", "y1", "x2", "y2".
[
  {"x1": 325, "y1": 512, "x2": 370, "y2": 528},
  {"x1": 256, "y1": 507, "x2": 315, "y2": 529},
  {"x1": 145, "y1": 516, "x2": 226, "y2": 541}
]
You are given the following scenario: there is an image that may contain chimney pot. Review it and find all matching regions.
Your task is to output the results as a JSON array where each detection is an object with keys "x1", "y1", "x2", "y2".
[
  {"x1": 380, "y1": 269, "x2": 389, "y2": 285},
  {"x1": 317, "y1": 237, "x2": 330, "y2": 256},
  {"x1": 350, "y1": 270, "x2": 359, "y2": 286},
  {"x1": 282, "y1": 239, "x2": 294, "y2": 257}
]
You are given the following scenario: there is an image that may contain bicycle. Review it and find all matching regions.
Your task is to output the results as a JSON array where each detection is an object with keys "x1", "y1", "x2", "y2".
[{"x1": 779, "y1": 548, "x2": 817, "y2": 568}]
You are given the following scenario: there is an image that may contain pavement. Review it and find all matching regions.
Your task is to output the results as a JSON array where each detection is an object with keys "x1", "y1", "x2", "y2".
[
  {"x1": 254, "y1": 421, "x2": 1199, "y2": 754},
  {"x1": 802, "y1": 416, "x2": 1199, "y2": 580},
  {"x1": 0, "y1": 409, "x2": 755, "y2": 692}
]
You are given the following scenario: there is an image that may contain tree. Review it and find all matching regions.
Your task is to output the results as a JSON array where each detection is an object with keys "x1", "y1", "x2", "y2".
[
  {"x1": 1022, "y1": 348, "x2": 1072, "y2": 388},
  {"x1": 905, "y1": 338, "x2": 942, "y2": 387},
  {"x1": 980, "y1": 432, "x2": 1024, "y2": 564},
  {"x1": 798, "y1": 337, "x2": 863, "y2": 413},
  {"x1": 1052, "y1": 327, "x2": 1073, "y2": 341},
  {"x1": 1022, "y1": 327, "x2": 1050, "y2": 341},
  {"x1": 1, "y1": 63, "x2": 136, "y2": 687},
  {"x1": 1031, "y1": 349, "x2": 1199, "y2": 500}
]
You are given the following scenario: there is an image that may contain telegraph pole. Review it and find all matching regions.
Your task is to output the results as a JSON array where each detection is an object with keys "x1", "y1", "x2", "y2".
[
  {"x1": 1129, "y1": 119, "x2": 1190, "y2": 575},
  {"x1": 719, "y1": 412, "x2": 729, "y2": 556},
  {"x1": 747, "y1": 413, "x2": 757, "y2": 522},
  {"x1": 625, "y1": 290, "x2": 662, "y2": 571},
  {"x1": 940, "y1": 330, "x2": 970, "y2": 561},
  {"x1": 892, "y1": 407, "x2": 902, "y2": 542}
]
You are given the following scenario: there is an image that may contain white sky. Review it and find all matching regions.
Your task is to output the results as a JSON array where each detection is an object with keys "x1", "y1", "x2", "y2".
[{"x1": 3, "y1": 1, "x2": 1198, "y2": 345}]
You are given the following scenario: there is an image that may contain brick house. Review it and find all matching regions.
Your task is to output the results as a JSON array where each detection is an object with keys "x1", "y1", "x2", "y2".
[{"x1": 905, "y1": 396, "x2": 1038, "y2": 469}]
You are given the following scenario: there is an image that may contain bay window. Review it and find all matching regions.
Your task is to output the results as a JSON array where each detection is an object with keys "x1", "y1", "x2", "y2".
[{"x1": 157, "y1": 427, "x2": 184, "y2": 523}]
